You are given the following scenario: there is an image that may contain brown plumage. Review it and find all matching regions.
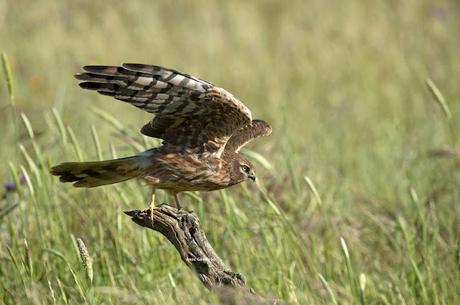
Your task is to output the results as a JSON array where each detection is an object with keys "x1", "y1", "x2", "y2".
[{"x1": 50, "y1": 63, "x2": 272, "y2": 212}]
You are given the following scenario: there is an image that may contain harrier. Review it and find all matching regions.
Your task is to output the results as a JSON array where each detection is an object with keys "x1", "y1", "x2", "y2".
[{"x1": 50, "y1": 64, "x2": 272, "y2": 215}]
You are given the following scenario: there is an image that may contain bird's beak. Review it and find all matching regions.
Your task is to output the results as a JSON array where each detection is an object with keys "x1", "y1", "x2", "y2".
[{"x1": 248, "y1": 171, "x2": 256, "y2": 182}]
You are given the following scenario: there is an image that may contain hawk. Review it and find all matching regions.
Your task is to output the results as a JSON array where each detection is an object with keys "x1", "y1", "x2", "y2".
[{"x1": 50, "y1": 64, "x2": 272, "y2": 215}]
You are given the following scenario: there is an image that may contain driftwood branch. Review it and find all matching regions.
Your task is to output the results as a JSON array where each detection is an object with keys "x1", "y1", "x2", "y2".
[{"x1": 124, "y1": 204, "x2": 281, "y2": 305}]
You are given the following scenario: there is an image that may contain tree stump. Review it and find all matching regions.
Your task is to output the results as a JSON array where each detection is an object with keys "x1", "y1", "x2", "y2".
[{"x1": 124, "y1": 204, "x2": 281, "y2": 305}]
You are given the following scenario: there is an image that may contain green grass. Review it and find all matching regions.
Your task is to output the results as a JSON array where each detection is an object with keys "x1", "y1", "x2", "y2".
[{"x1": 1, "y1": 0, "x2": 460, "y2": 304}]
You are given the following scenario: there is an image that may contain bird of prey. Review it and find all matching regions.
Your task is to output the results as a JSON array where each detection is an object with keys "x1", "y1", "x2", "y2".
[{"x1": 50, "y1": 64, "x2": 272, "y2": 215}]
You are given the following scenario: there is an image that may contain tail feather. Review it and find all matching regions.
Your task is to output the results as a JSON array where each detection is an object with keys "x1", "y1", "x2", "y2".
[{"x1": 50, "y1": 156, "x2": 147, "y2": 187}]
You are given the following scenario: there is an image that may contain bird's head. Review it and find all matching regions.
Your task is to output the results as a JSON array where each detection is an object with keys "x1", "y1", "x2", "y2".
[{"x1": 230, "y1": 155, "x2": 256, "y2": 184}]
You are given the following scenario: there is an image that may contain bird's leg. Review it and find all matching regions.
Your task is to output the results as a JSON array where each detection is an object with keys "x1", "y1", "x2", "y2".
[
  {"x1": 149, "y1": 189, "x2": 157, "y2": 220},
  {"x1": 172, "y1": 192, "x2": 182, "y2": 210},
  {"x1": 142, "y1": 188, "x2": 157, "y2": 220}
]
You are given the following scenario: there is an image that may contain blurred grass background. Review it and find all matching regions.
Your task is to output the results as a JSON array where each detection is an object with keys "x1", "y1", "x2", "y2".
[{"x1": 1, "y1": 0, "x2": 459, "y2": 304}]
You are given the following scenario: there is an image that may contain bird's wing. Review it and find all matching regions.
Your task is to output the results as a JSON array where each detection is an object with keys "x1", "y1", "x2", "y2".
[
  {"x1": 75, "y1": 64, "x2": 252, "y2": 153},
  {"x1": 223, "y1": 120, "x2": 272, "y2": 153}
]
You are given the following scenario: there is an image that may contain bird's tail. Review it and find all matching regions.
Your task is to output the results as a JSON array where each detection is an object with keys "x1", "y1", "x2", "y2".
[{"x1": 50, "y1": 156, "x2": 149, "y2": 187}]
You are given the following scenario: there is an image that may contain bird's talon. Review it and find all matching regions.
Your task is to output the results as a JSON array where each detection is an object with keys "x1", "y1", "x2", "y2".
[{"x1": 141, "y1": 206, "x2": 158, "y2": 221}]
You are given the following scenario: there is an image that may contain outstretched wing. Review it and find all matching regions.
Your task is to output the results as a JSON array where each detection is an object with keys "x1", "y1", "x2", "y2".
[
  {"x1": 75, "y1": 64, "x2": 252, "y2": 153},
  {"x1": 224, "y1": 120, "x2": 272, "y2": 153}
]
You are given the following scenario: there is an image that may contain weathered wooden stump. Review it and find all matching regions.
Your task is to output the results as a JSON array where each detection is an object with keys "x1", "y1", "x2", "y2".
[{"x1": 124, "y1": 204, "x2": 281, "y2": 305}]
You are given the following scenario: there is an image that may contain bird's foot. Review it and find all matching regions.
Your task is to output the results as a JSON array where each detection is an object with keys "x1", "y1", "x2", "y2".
[{"x1": 141, "y1": 205, "x2": 160, "y2": 221}]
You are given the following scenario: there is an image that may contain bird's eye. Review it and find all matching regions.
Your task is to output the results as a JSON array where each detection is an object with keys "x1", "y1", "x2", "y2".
[{"x1": 241, "y1": 165, "x2": 250, "y2": 173}]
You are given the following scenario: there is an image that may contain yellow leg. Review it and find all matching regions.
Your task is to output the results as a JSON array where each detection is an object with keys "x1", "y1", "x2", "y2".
[
  {"x1": 172, "y1": 192, "x2": 182, "y2": 210},
  {"x1": 148, "y1": 188, "x2": 156, "y2": 220}
]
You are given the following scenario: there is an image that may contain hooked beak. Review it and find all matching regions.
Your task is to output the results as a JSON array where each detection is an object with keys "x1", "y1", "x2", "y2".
[{"x1": 248, "y1": 171, "x2": 256, "y2": 182}]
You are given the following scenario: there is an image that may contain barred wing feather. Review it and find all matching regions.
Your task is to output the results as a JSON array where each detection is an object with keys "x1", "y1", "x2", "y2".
[{"x1": 76, "y1": 64, "x2": 252, "y2": 152}]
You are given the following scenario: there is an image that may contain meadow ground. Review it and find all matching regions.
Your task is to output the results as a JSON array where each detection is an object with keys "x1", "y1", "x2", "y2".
[{"x1": 0, "y1": 1, "x2": 459, "y2": 304}]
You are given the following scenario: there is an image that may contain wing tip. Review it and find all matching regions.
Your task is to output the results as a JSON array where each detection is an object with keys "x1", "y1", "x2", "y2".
[
  {"x1": 122, "y1": 63, "x2": 143, "y2": 69},
  {"x1": 253, "y1": 119, "x2": 273, "y2": 135},
  {"x1": 122, "y1": 63, "x2": 155, "y2": 73},
  {"x1": 98, "y1": 90, "x2": 115, "y2": 97},
  {"x1": 122, "y1": 63, "x2": 175, "y2": 74},
  {"x1": 78, "y1": 81, "x2": 99, "y2": 90},
  {"x1": 78, "y1": 82, "x2": 118, "y2": 94},
  {"x1": 82, "y1": 65, "x2": 115, "y2": 71},
  {"x1": 82, "y1": 65, "x2": 128, "y2": 76},
  {"x1": 74, "y1": 73, "x2": 94, "y2": 81}
]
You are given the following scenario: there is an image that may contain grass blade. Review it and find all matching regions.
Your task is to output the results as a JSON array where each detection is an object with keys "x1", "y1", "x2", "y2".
[
  {"x1": 1, "y1": 53, "x2": 15, "y2": 102},
  {"x1": 91, "y1": 125, "x2": 103, "y2": 160},
  {"x1": 318, "y1": 273, "x2": 338, "y2": 305},
  {"x1": 426, "y1": 78, "x2": 451, "y2": 120},
  {"x1": 304, "y1": 175, "x2": 322, "y2": 206},
  {"x1": 20, "y1": 112, "x2": 35, "y2": 139},
  {"x1": 52, "y1": 108, "x2": 68, "y2": 143}
]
